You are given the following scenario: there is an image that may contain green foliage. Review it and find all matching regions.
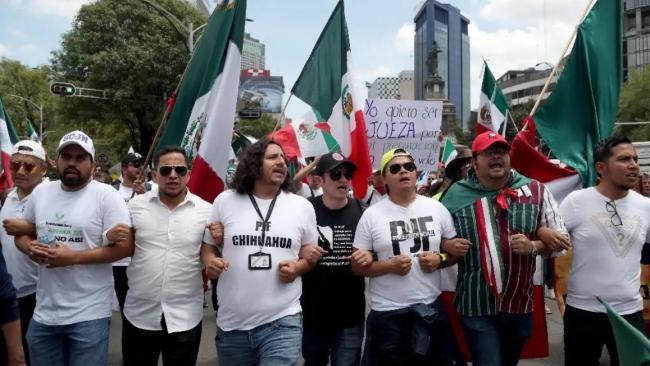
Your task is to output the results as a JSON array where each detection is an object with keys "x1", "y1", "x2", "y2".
[
  {"x1": 235, "y1": 114, "x2": 279, "y2": 139},
  {"x1": 0, "y1": 59, "x2": 57, "y2": 143},
  {"x1": 50, "y1": 0, "x2": 206, "y2": 155},
  {"x1": 617, "y1": 67, "x2": 650, "y2": 141}
]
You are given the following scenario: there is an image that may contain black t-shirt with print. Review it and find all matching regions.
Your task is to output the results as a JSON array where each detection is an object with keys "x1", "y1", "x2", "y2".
[{"x1": 301, "y1": 196, "x2": 366, "y2": 334}]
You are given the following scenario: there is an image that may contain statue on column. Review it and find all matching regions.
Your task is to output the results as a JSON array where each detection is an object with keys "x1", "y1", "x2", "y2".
[{"x1": 426, "y1": 41, "x2": 442, "y2": 77}]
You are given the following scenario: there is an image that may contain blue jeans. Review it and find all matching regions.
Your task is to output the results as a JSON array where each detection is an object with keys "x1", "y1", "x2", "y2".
[
  {"x1": 461, "y1": 313, "x2": 533, "y2": 366},
  {"x1": 26, "y1": 317, "x2": 110, "y2": 366},
  {"x1": 216, "y1": 313, "x2": 302, "y2": 366},
  {"x1": 302, "y1": 322, "x2": 363, "y2": 366}
]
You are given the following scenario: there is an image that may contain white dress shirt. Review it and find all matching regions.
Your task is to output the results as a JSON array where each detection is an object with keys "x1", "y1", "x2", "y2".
[{"x1": 124, "y1": 190, "x2": 211, "y2": 333}]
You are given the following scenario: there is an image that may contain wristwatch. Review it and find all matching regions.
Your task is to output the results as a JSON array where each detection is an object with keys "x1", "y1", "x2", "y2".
[{"x1": 438, "y1": 252, "x2": 449, "y2": 269}]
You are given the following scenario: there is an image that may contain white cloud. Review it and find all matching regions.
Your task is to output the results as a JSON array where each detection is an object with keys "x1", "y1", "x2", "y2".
[
  {"x1": 10, "y1": 0, "x2": 92, "y2": 19},
  {"x1": 0, "y1": 44, "x2": 8, "y2": 56},
  {"x1": 19, "y1": 44, "x2": 38, "y2": 53},
  {"x1": 394, "y1": 23, "x2": 414, "y2": 54}
]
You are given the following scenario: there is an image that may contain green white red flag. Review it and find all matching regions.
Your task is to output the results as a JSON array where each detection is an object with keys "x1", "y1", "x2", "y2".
[
  {"x1": 27, "y1": 119, "x2": 39, "y2": 142},
  {"x1": 0, "y1": 97, "x2": 20, "y2": 191},
  {"x1": 477, "y1": 62, "x2": 509, "y2": 134},
  {"x1": 288, "y1": 0, "x2": 372, "y2": 199},
  {"x1": 156, "y1": 0, "x2": 246, "y2": 203}
]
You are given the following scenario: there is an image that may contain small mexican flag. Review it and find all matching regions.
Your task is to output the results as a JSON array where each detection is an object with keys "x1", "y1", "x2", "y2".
[
  {"x1": 290, "y1": 0, "x2": 372, "y2": 199},
  {"x1": 441, "y1": 138, "x2": 457, "y2": 166},
  {"x1": 272, "y1": 111, "x2": 339, "y2": 160},
  {"x1": 477, "y1": 62, "x2": 509, "y2": 134},
  {"x1": 26, "y1": 119, "x2": 39, "y2": 142},
  {"x1": 0, "y1": 97, "x2": 20, "y2": 191}
]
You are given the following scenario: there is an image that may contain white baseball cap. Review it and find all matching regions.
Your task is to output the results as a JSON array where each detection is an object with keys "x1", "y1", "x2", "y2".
[
  {"x1": 13, "y1": 140, "x2": 46, "y2": 161},
  {"x1": 57, "y1": 130, "x2": 95, "y2": 159}
]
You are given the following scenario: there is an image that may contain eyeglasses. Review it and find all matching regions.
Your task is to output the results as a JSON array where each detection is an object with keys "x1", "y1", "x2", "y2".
[
  {"x1": 388, "y1": 162, "x2": 417, "y2": 175},
  {"x1": 128, "y1": 161, "x2": 142, "y2": 168},
  {"x1": 605, "y1": 200, "x2": 623, "y2": 227},
  {"x1": 9, "y1": 161, "x2": 37, "y2": 174},
  {"x1": 159, "y1": 165, "x2": 188, "y2": 177},
  {"x1": 329, "y1": 169, "x2": 353, "y2": 181}
]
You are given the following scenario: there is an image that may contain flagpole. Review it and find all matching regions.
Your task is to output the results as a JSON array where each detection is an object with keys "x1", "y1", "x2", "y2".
[
  {"x1": 525, "y1": 0, "x2": 594, "y2": 130},
  {"x1": 273, "y1": 93, "x2": 293, "y2": 133}
]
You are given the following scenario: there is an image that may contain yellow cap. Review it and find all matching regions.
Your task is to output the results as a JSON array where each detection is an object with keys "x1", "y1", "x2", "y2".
[{"x1": 380, "y1": 148, "x2": 414, "y2": 175}]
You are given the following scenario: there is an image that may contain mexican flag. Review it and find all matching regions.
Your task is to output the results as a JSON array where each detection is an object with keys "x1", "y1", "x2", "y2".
[
  {"x1": 441, "y1": 138, "x2": 457, "y2": 166},
  {"x1": 290, "y1": 0, "x2": 372, "y2": 199},
  {"x1": 0, "y1": 97, "x2": 20, "y2": 191},
  {"x1": 599, "y1": 297, "x2": 650, "y2": 364},
  {"x1": 477, "y1": 62, "x2": 509, "y2": 134},
  {"x1": 27, "y1": 119, "x2": 39, "y2": 142},
  {"x1": 272, "y1": 112, "x2": 339, "y2": 160},
  {"x1": 532, "y1": 0, "x2": 621, "y2": 186},
  {"x1": 156, "y1": 0, "x2": 246, "y2": 203}
]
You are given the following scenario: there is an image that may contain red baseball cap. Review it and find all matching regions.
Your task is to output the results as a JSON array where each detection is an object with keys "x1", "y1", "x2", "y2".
[{"x1": 471, "y1": 131, "x2": 510, "y2": 153}]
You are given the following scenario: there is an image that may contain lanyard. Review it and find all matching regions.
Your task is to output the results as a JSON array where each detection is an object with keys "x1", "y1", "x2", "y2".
[{"x1": 248, "y1": 191, "x2": 280, "y2": 251}]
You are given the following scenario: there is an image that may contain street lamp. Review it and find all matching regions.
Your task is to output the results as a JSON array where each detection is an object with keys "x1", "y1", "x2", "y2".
[
  {"x1": 141, "y1": 0, "x2": 205, "y2": 55},
  {"x1": 6, "y1": 94, "x2": 43, "y2": 139}
]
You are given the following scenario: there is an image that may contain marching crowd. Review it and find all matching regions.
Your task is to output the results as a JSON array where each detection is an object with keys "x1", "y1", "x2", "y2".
[{"x1": 0, "y1": 129, "x2": 645, "y2": 366}]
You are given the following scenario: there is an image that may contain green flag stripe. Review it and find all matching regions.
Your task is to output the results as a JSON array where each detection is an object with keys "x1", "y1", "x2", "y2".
[
  {"x1": 482, "y1": 63, "x2": 508, "y2": 113},
  {"x1": 291, "y1": 0, "x2": 349, "y2": 121},
  {"x1": 0, "y1": 97, "x2": 20, "y2": 144}
]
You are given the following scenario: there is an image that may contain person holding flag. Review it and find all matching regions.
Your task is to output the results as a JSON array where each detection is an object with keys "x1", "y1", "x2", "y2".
[{"x1": 441, "y1": 131, "x2": 569, "y2": 366}]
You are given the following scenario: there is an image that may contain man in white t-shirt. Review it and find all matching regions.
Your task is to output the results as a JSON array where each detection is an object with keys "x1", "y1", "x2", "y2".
[
  {"x1": 0, "y1": 140, "x2": 47, "y2": 365},
  {"x1": 12, "y1": 130, "x2": 133, "y2": 366},
  {"x1": 560, "y1": 135, "x2": 650, "y2": 365},
  {"x1": 202, "y1": 137, "x2": 318, "y2": 365},
  {"x1": 351, "y1": 148, "x2": 468, "y2": 365},
  {"x1": 122, "y1": 146, "x2": 211, "y2": 365}
]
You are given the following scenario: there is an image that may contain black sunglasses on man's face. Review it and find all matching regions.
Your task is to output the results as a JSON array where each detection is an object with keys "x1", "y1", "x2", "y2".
[{"x1": 159, "y1": 165, "x2": 188, "y2": 177}]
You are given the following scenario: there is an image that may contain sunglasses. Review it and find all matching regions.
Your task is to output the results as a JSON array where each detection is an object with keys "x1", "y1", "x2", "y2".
[
  {"x1": 388, "y1": 162, "x2": 417, "y2": 175},
  {"x1": 329, "y1": 169, "x2": 353, "y2": 181},
  {"x1": 10, "y1": 161, "x2": 37, "y2": 174},
  {"x1": 605, "y1": 200, "x2": 623, "y2": 227},
  {"x1": 159, "y1": 165, "x2": 188, "y2": 177},
  {"x1": 128, "y1": 161, "x2": 142, "y2": 168}
]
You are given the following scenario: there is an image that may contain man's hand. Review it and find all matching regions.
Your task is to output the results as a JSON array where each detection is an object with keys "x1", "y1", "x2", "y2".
[
  {"x1": 204, "y1": 257, "x2": 229, "y2": 279},
  {"x1": 278, "y1": 260, "x2": 301, "y2": 283},
  {"x1": 441, "y1": 237, "x2": 471, "y2": 257},
  {"x1": 418, "y1": 251, "x2": 441, "y2": 273},
  {"x1": 390, "y1": 255, "x2": 412, "y2": 276},
  {"x1": 350, "y1": 249, "x2": 373, "y2": 267},
  {"x1": 537, "y1": 227, "x2": 570, "y2": 251},
  {"x1": 106, "y1": 224, "x2": 131, "y2": 243},
  {"x1": 44, "y1": 243, "x2": 78, "y2": 268},
  {"x1": 27, "y1": 241, "x2": 51, "y2": 265},
  {"x1": 2, "y1": 219, "x2": 30, "y2": 237},
  {"x1": 510, "y1": 234, "x2": 535, "y2": 255},
  {"x1": 206, "y1": 222, "x2": 224, "y2": 245},
  {"x1": 132, "y1": 178, "x2": 146, "y2": 195},
  {"x1": 299, "y1": 245, "x2": 327, "y2": 265}
]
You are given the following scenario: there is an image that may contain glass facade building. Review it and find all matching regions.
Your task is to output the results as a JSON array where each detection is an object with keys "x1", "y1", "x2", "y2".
[
  {"x1": 414, "y1": 1, "x2": 470, "y2": 128},
  {"x1": 625, "y1": 0, "x2": 650, "y2": 79}
]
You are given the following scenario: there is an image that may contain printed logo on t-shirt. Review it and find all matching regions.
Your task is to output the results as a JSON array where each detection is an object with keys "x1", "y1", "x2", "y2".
[
  {"x1": 591, "y1": 213, "x2": 641, "y2": 258},
  {"x1": 317, "y1": 224, "x2": 353, "y2": 267},
  {"x1": 231, "y1": 220, "x2": 293, "y2": 249},
  {"x1": 389, "y1": 216, "x2": 435, "y2": 256}
]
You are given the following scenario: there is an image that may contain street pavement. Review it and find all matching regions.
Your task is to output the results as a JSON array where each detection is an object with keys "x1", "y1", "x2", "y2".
[{"x1": 107, "y1": 299, "x2": 610, "y2": 365}]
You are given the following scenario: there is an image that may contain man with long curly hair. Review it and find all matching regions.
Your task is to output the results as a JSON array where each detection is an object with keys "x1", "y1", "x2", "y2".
[{"x1": 201, "y1": 137, "x2": 319, "y2": 365}]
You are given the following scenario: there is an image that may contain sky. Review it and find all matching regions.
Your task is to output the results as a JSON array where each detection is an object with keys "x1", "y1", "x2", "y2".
[{"x1": 0, "y1": 0, "x2": 587, "y2": 120}]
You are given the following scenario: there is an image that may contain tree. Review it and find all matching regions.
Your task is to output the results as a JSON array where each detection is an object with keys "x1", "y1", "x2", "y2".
[
  {"x1": 235, "y1": 113, "x2": 278, "y2": 139},
  {"x1": 0, "y1": 59, "x2": 57, "y2": 143},
  {"x1": 50, "y1": 0, "x2": 206, "y2": 155},
  {"x1": 617, "y1": 67, "x2": 650, "y2": 141}
]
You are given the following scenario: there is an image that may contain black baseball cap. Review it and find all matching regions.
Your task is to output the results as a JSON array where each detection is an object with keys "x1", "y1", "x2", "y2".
[
  {"x1": 121, "y1": 153, "x2": 143, "y2": 166},
  {"x1": 314, "y1": 152, "x2": 357, "y2": 176}
]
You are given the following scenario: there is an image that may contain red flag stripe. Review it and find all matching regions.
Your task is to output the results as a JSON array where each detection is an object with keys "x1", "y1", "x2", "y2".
[{"x1": 188, "y1": 155, "x2": 224, "y2": 204}]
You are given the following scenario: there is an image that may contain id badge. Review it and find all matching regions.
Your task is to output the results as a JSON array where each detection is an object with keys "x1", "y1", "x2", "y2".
[{"x1": 248, "y1": 252, "x2": 272, "y2": 270}]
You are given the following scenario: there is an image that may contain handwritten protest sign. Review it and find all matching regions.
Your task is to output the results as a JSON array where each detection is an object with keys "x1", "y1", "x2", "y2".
[{"x1": 364, "y1": 99, "x2": 443, "y2": 171}]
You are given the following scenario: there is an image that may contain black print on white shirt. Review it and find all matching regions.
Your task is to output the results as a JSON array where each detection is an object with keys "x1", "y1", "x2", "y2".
[
  {"x1": 390, "y1": 216, "x2": 435, "y2": 256},
  {"x1": 255, "y1": 221, "x2": 271, "y2": 231}
]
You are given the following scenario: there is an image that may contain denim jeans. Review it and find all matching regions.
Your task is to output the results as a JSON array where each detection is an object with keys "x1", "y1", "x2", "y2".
[
  {"x1": 461, "y1": 312, "x2": 533, "y2": 366},
  {"x1": 216, "y1": 313, "x2": 302, "y2": 366},
  {"x1": 26, "y1": 317, "x2": 110, "y2": 366},
  {"x1": 302, "y1": 322, "x2": 363, "y2": 366}
]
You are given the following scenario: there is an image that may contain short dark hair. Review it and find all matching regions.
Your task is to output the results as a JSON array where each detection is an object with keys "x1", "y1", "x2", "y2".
[
  {"x1": 153, "y1": 146, "x2": 189, "y2": 167},
  {"x1": 593, "y1": 136, "x2": 632, "y2": 165},
  {"x1": 231, "y1": 137, "x2": 290, "y2": 194}
]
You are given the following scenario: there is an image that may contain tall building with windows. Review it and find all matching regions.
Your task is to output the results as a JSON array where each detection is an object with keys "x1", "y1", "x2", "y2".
[
  {"x1": 241, "y1": 33, "x2": 265, "y2": 70},
  {"x1": 624, "y1": 1, "x2": 650, "y2": 79},
  {"x1": 366, "y1": 70, "x2": 414, "y2": 100},
  {"x1": 414, "y1": 1, "x2": 470, "y2": 128}
]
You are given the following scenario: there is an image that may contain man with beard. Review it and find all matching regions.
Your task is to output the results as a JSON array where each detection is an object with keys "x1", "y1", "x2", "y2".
[
  {"x1": 441, "y1": 131, "x2": 568, "y2": 366},
  {"x1": 0, "y1": 141, "x2": 48, "y2": 365},
  {"x1": 122, "y1": 146, "x2": 211, "y2": 365},
  {"x1": 201, "y1": 137, "x2": 318, "y2": 365},
  {"x1": 561, "y1": 136, "x2": 650, "y2": 365},
  {"x1": 11, "y1": 130, "x2": 133, "y2": 366},
  {"x1": 351, "y1": 148, "x2": 466, "y2": 365}
]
